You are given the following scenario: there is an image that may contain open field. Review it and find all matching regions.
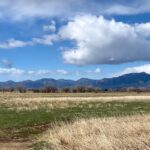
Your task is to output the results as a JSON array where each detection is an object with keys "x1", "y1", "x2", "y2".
[{"x1": 0, "y1": 92, "x2": 150, "y2": 149}]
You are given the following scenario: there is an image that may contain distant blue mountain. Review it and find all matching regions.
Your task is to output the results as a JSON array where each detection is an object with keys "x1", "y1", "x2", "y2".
[{"x1": 0, "y1": 72, "x2": 150, "y2": 89}]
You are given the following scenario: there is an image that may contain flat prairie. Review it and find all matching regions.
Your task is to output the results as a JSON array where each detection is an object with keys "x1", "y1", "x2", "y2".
[{"x1": 0, "y1": 92, "x2": 150, "y2": 150}]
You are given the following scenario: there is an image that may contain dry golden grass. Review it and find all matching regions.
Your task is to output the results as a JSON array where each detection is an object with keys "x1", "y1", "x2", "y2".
[
  {"x1": 0, "y1": 96, "x2": 150, "y2": 110},
  {"x1": 38, "y1": 115, "x2": 150, "y2": 150},
  {"x1": 1, "y1": 93, "x2": 150, "y2": 111}
]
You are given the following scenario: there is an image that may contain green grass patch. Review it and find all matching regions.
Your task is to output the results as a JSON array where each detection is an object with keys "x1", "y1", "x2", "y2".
[{"x1": 0, "y1": 101, "x2": 150, "y2": 140}]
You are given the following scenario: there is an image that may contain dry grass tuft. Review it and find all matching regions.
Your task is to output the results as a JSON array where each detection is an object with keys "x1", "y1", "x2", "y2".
[{"x1": 39, "y1": 115, "x2": 150, "y2": 150}]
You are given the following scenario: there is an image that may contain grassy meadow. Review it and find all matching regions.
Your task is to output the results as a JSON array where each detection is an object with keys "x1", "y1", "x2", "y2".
[{"x1": 0, "y1": 92, "x2": 150, "y2": 149}]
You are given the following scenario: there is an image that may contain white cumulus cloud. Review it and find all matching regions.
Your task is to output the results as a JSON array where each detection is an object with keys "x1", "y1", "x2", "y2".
[{"x1": 59, "y1": 15, "x2": 150, "y2": 65}]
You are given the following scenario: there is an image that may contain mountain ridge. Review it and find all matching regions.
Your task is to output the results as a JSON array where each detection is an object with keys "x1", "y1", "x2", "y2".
[{"x1": 0, "y1": 72, "x2": 150, "y2": 89}]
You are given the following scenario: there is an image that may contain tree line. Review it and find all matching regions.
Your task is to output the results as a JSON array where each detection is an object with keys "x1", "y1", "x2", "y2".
[
  {"x1": 0, "y1": 86, "x2": 101, "y2": 93},
  {"x1": 0, "y1": 86, "x2": 149, "y2": 93}
]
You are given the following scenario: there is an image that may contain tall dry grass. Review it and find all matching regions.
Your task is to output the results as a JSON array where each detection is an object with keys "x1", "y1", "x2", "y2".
[
  {"x1": 39, "y1": 115, "x2": 150, "y2": 150},
  {"x1": 1, "y1": 92, "x2": 150, "y2": 111}
]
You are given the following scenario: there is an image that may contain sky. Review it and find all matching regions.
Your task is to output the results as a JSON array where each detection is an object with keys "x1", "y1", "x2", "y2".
[{"x1": 1, "y1": 0, "x2": 150, "y2": 81}]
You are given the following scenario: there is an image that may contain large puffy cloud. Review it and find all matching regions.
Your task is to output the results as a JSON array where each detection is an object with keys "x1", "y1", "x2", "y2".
[
  {"x1": 2, "y1": 15, "x2": 150, "y2": 66},
  {"x1": 1, "y1": 0, "x2": 150, "y2": 20},
  {"x1": 59, "y1": 15, "x2": 150, "y2": 65}
]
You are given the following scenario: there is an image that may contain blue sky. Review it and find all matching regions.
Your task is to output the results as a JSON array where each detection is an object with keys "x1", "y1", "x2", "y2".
[{"x1": 1, "y1": 0, "x2": 150, "y2": 81}]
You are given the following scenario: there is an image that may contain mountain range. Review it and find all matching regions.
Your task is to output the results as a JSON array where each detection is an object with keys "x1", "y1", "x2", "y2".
[{"x1": 1, "y1": 72, "x2": 150, "y2": 89}]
